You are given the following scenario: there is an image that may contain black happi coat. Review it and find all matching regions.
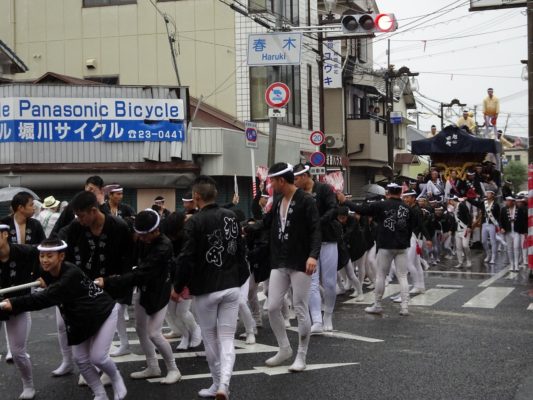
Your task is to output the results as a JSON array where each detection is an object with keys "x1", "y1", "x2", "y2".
[
  {"x1": 311, "y1": 182, "x2": 341, "y2": 243},
  {"x1": 500, "y1": 205, "x2": 527, "y2": 234},
  {"x1": 101, "y1": 202, "x2": 136, "y2": 219},
  {"x1": 354, "y1": 198, "x2": 418, "y2": 250},
  {"x1": 468, "y1": 198, "x2": 501, "y2": 226},
  {"x1": 263, "y1": 189, "x2": 321, "y2": 272},
  {"x1": 0, "y1": 244, "x2": 40, "y2": 320},
  {"x1": 0, "y1": 216, "x2": 45, "y2": 246},
  {"x1": 105, "y1": 234, "x2": 173, "y2": 315},
  {"x1": 9, "y1": 262, "x2": 115, "y2": 345},
  {"x1": 174, "y1": 204, "x2": 249, "y2": 296},
  {"x1": 342, "y1": 216, "x2": 366, "y2": 262},
  {"x1": 59, "y1": 215, "x2": 133, "y2": 280},
  {"x1": 451, "y1": 202, "x2": 472, "y2": 232}
]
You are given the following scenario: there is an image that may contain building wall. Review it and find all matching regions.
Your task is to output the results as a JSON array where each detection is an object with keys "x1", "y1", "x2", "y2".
[{"x1": 0, "y1": 0, "x2": 237, "y2": 117}]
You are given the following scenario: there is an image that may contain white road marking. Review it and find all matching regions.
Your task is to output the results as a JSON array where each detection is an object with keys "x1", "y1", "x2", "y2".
[
  {"x1": 435, "y1": 284, "x2": 464, "y2": 289},
  {"x1": 146, "y1": 363, "x2": 360, "y2": 383},
  {"x1": 287, "y1": 327, "x2": 383, "y2": 343},
  {"x1": 462, "y1": 287, "x2": 515, "y2": 309},
  {"x1": 426, "y1": 271, "x2": 491, "y2": 276},
  {"x1": 527, "y1": 303, "x2": 533, "y2": 311},
  {"x1": 343, "y1": 284, "x2": 400, "y2": 305},
  {"x1": 409, "y1": 288, "x2": 458, "y2": 306},
  {"x1": 479, "y1": 266, "x2": 511, "y2": 287},
  {"x1": 112, "y1": 340, "x2": 279, "y2": 364}
]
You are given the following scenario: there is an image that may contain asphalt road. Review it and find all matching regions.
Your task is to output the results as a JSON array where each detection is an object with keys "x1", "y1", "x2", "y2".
[{"x1": 1, "y1": 249, "x2": 532, "y2": 400}]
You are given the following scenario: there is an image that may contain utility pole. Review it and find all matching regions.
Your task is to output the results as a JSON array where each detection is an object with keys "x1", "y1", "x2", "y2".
[
  {"x1": 528, "y1": 0, "x2": 533, "y2": 163},
  {"x1": 267, "y1": 0, "x2": 283, "y2": 167}
]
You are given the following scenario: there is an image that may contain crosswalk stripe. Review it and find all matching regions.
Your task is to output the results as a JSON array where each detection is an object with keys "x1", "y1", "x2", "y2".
[
  {"x1": 462, "y1": 287, "x2": 514, "y2": 309},
  {"x1": 527, "y1": 303, "x2": 533, "y2": 311},
  {"x1": 409, "y1": 288, "x2": 457, "y2": 307},
  {"x1": 479, "y1": 266, "x2": 511, "y2": 287},
  {"x1": 343, "y1": 284, "x2": 400, "y2": 305}
]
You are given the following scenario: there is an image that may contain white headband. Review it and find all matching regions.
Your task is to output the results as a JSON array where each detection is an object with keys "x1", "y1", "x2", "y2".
[
  {"x1": 0, "y1": 224, "x2": 10, "y2": 231},
  {"x1": 293, "y1": 165, "x2": 310, "y2": 177},
  {"x1": 267, "y1": 163, "x2": 293, "y2": 178},
  {"x1": 37, "y1": 240, "x2": 68, "y2": 252},
  {"x1": 182, "y1": 197, "x2": 193, "y2": 202},
  {"x1": 110, "y1": 188, "x2": 123, "y2": 193},
  {"x1": 134, "y1": 208, "x2": 161, "y2": 234}
]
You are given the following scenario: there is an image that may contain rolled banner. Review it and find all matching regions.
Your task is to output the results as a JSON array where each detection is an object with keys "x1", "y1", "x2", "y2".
[{"x1": 0, "y1": 280, "x2": 42, "y2": 296}]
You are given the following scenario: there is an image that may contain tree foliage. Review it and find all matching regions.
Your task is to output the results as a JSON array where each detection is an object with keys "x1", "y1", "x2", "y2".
[{"x1": 504, "y1": 161, "x2": 527, "y2": 193}]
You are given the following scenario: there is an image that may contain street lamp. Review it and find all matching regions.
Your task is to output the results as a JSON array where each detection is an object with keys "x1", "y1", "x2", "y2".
[{"x1": 440, "y1": 98, "x2": 466, "y2": 129}]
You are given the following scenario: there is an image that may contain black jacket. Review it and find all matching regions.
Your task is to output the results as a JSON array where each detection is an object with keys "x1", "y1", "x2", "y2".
[
  {"x1": 411, "y1": 204, "x2": 432, "y2": 240},
  {"x1": 0, "y1": 244, "x2": 40, "y2": 319},
  {"x1": 311, "y1": 182, "x2": 341, "y2": 243},
  {"x1": 101, "y1": 202, "x2": 136, "y2": 219},
  {"x1": 342, "y1": 217, "x2": 366, "y2": 262},
  {"x1": 468, "y1": 199, "x2": 501, "y2": 225},
  {"x1": 354, "y1": 198, "x2": 417, "y2": 250},
  {"x1": 59, "y1": 214, "x2": 134, "y2": 280},
  {"x1": 500, "y1": 206, "x2": 527, "y2": 234},
  {"x1": 10, "y1": 262, "x2": 115, "y2": 345},
  {"x1": 174, "y1": 204, "x2": 249, "y2": 296},
  {"x1": 262, "y1": 189, "x2": 321, "y2": 272},
  {"x1": 105, "y1": 234, "x2": 173, "y2": 315},
  {"x1": 451, "y1": 202, "x2": 472, "y2": 232},
  {"x1": 1, "y1": 216, "x2": 45, "y2": 246}
]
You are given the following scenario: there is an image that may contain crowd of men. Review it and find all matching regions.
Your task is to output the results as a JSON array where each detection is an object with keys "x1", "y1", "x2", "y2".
[{"x1": 0, "y1": 161, "x2": 527, "y2": 400}]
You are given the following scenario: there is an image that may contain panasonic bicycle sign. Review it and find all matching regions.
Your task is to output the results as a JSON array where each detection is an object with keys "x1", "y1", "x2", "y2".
[{"x1": 0, "y1": 97, "x2": 185, "y2": 142}]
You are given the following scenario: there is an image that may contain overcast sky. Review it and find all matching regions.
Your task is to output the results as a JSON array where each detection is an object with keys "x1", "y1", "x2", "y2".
[{"x1": 371, "y1": 0, "x2": 528, "y2": 137}]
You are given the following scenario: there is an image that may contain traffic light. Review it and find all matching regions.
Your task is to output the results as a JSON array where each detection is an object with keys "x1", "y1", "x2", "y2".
[{"x1": 341, "y1": 13, "x2": 398, "y2": 35}]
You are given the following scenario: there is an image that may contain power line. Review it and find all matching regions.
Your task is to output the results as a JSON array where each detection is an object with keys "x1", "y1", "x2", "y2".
[
  {"x1": 418, "y1": 72, "x2": 524, "y2": 79},
  {"x1": 389, "y1": 24, "x2": 526, "y2": 43}
]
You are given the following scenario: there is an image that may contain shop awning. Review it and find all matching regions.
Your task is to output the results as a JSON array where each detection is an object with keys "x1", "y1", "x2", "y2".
[{"x1": 394, "y1": 153, "x2": 419, "y2": 165}]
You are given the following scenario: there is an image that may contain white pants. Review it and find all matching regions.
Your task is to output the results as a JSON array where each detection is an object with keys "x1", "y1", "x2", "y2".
[
  {"x1": 2, "y1": 313, "x2": 33, "y2": 388},
  {"x1": 521, "y1": 234, "x2": 528, "y2": 266},
  {"x1": 133, "y1": 293, "x2": 176, "y2": 371},
  {"x1": 72, "y1": 304, "x2": 119, "y2": 398},
  {"x1": 455, "y1": 230, "x2": 471, "y2": 265},
  {"x1": 362, "y1": 245, "x2": 377, "y2": 283},
  {"x1": 167, "y1": 299, "x2": 199, "y2": 342},
  {"x1": 115, "y1": 303, "x2": 129, "y2": 349},
  {"x1": 342, "y1": 260, "x2": 363, "y2": 295},
  {"x1": 309, "y1": 242, "x2": 338, "y2": 323},
  {"x1": 194, "y1": 287, "x2": 240, "y2": 389},
  {"x1": 239, "y1": 278, "x2": 256, "y2": 334},
  {"x1": 374, "y1": 249, "x2": 409, "y2": 308},
  {"x1": 268, "y1": 268, "x2": 311, "y2": 354},
  {"x1": 482, "y1": 223, "x2": 497, "y2": 261},
  {"x1": 407, "y1": 235, "x2": 425, "y2": 290},
  {"x1": 55, "y1": 307, "x2": 73, "y2": 366},
  {"x1": 247, "y1": 274, "x2": 262, "y2": 324},
  {"x1": 505, "y1": 231, "x2": 521, "y2": 268},
  {"x1": 484, "y1": 114, "x2": 497, "y2": 137}
]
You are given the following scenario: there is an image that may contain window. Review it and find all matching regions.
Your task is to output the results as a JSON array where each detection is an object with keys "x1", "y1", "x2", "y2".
[
  {"x1": 84, "y1": 76, "x2": 119, "y2": 85},
  {"x1": 249, "y1": 66, "x2": 301, "y2": 127},
  {"x1": 267, "y1": 0, "x2": 299, "y2": 25},
  {"x1": 514, "y1": 155, "x2": 521, "y2": 161},
  {"x1": 307, "y1": 64, "x2": 313, "y2": 130},
  {"x1": 83, "y1": 0, "x2": 136, "y2": 7}
]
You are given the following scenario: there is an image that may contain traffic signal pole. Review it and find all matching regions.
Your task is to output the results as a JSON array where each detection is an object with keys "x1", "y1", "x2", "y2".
[{"x1": 267, "y1": 0, "x2": 283, "y2": 167}]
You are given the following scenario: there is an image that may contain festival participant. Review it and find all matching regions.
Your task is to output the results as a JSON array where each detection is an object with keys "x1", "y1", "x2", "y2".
[
  {"x1": 0, "y1": 224, "x2": 39, "y2": 399},
  {"x1": 401, "y1": 191, "x2": 432, "y2": 295},
  {"x1": 96, "y1": 209, "x2": 181, "y2": 385},
  {"x1": 336, "y1": 206, "x2": 364, "y2": 301},
  {"x1": 159, "y1": 212, "x2": 202, "y2": 350},
  {"x1": 56, "y1": 191, "x2": 133, "y2": 377},
  {"x1": 353, "y1": 183, "x2": 418, "y2": 316},
  {"x1": 254, "y1": 163, "x2": 320, "y2": 372},
  {"x1": 293, "y1": 163, "x2": 339, "y2": 333},
  {"x1": 153, "y1": 196, "x2": 171, "y2": 219},
  {"x1": 444, "y1": 169, "x2": 463, "y2": 200},
  {"x1": 171, "y1": 176, "x2": 249, "y2": 399},
  {"x1": 1, "y1": 238, "x2": 127, "y2": 400},
  {"x1": 181, "y1": 192, "x2": 197, "y2": 215},
  {"x1": 1, "y1": 192, "x2": 45, "y2": 246},
  {"x1": 51, "y1": 176, "x2": 106, "y2": 236},
  {"x1": 516, "y1": 196, "x2": 529, "y2": 267},
  {"x1": 448, "y1": 196, "x2": 472, "y2": 269},
  {"x1": 500, "y1": 196, "x2": 527, "y2": 272},
  {"x1": 483, "y1": 88, "x2": 499, "y2": 137},
  {"x1": 101, "y1": 185, "x2": 135, "y2": 219},
  {"x1": 469, "y1": 189, "x2": 500, "y2": 264},
  {"x1": 418, "y1": 170, "x2": 444, "y2": 200}
]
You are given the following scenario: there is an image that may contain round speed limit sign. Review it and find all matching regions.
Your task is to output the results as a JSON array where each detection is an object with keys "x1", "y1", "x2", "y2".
[{"x1": 309, "y1": 130, "x2": 325, "y2": 146}]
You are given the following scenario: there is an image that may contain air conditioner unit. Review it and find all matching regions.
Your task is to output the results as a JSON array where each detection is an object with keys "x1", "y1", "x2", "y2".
[
  {"x1": 249, "y1": 0, "x2": 268, "y2": 12},
  {"x1": 325, "y1": 134, "x2": 344, "y2": 149}
]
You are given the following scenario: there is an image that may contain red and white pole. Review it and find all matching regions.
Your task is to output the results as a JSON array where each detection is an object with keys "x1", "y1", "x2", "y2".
[{"x1": 527, "y1": 164, "x2": 533, "y2": 269}]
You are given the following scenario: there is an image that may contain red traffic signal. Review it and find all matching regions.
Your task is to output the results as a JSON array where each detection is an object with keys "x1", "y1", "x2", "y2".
[{"x1": 341, "y1": 13, "x2": 397, "y2": 35}]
